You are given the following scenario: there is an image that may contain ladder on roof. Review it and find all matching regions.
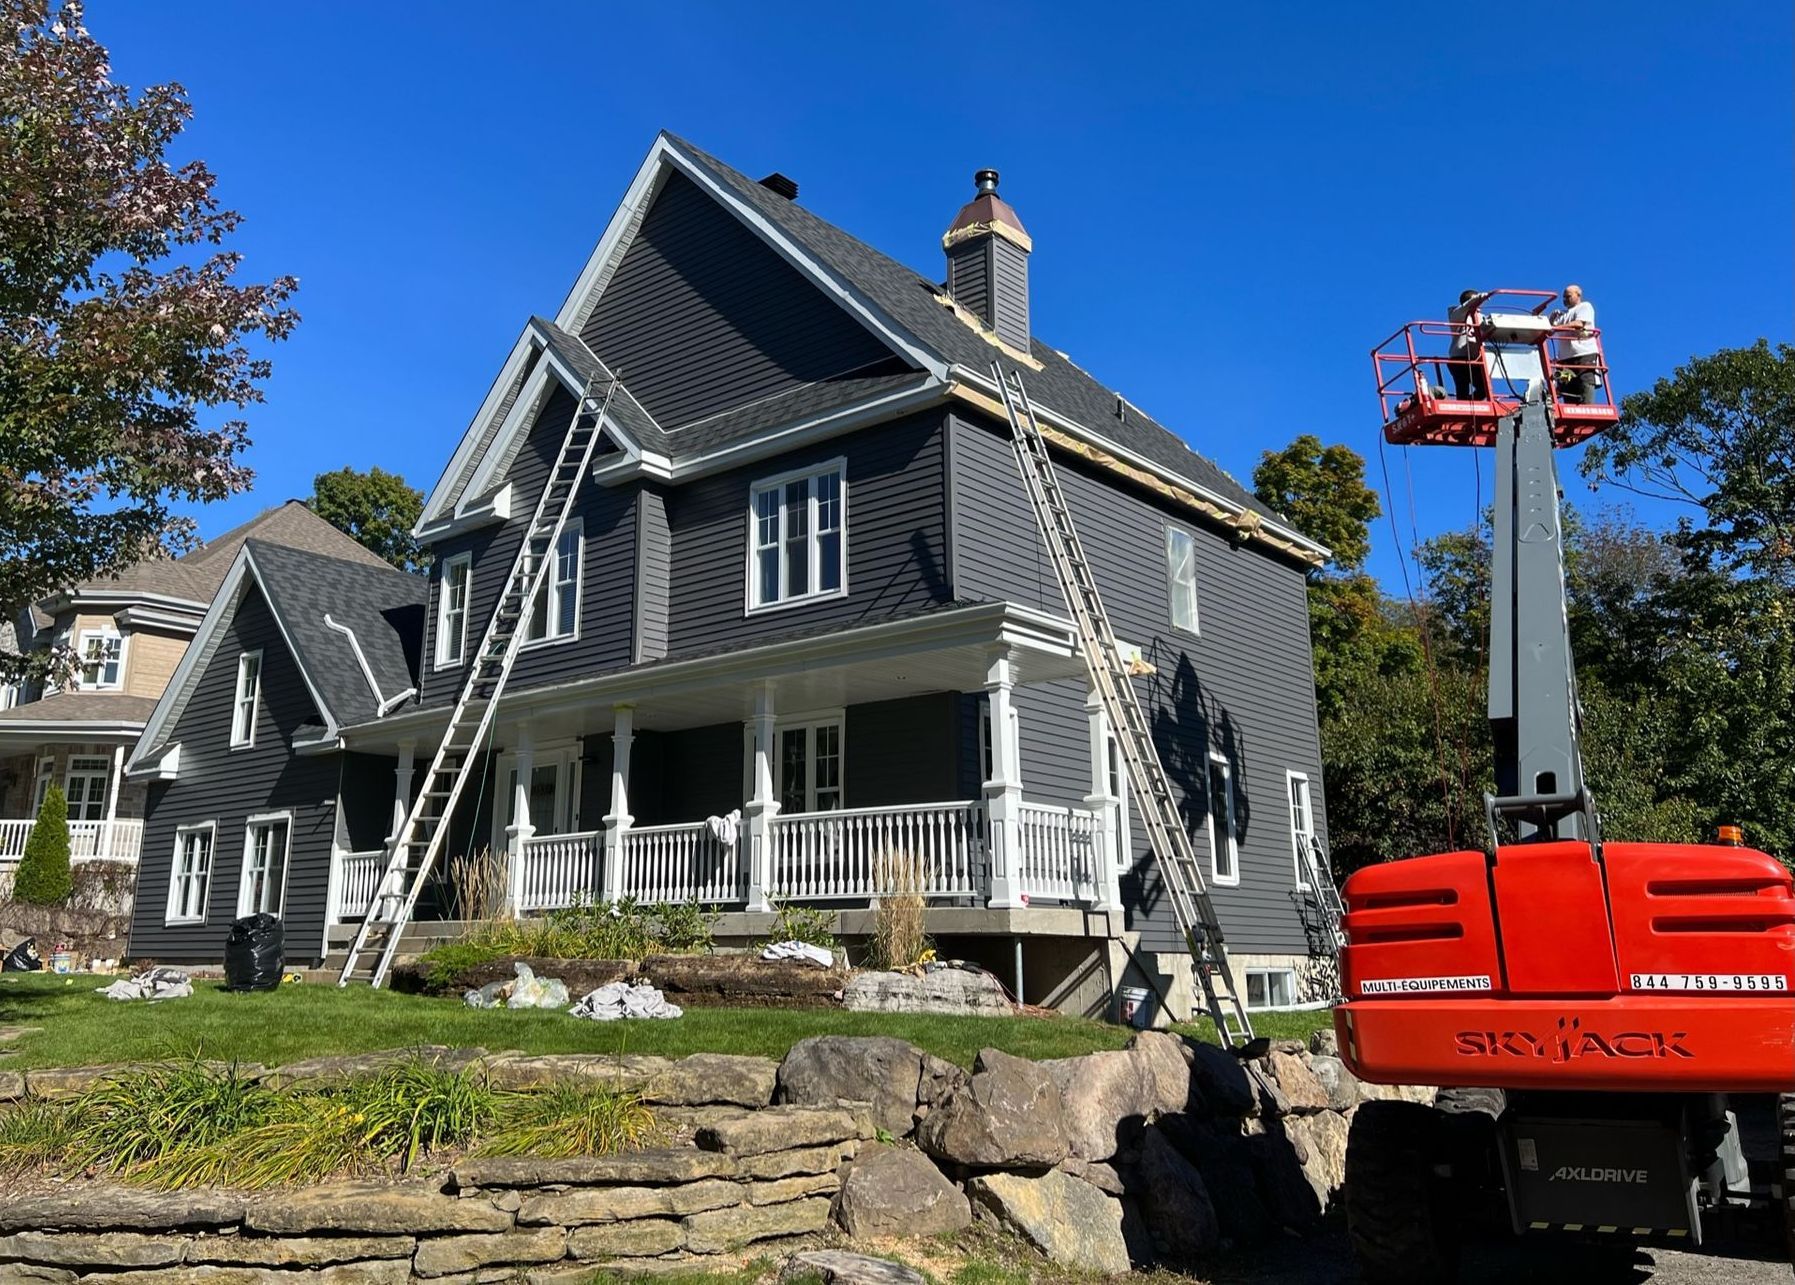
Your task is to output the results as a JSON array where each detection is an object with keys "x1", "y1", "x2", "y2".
[
  {"x1": 337, "y1": 373, "x2": 620, "y2": 988},
  {"x1": 1300, "y1": 833, "x2": 1346, "y2": 953},
  {"x1": 990, "y1": 363, "x2": 1258, "y2": 1051}
]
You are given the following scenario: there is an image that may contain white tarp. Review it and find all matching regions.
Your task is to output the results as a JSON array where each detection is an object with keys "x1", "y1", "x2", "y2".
[{"x1": 569, "y1": 980, "x2": 683, "y2": 1021}]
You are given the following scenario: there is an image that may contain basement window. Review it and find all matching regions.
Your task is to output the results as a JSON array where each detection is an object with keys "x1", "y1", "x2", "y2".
[
  {"x1": 1245, "y1": 967, "x2": 1298, "y2": 1011},
  {"x1": 748, "y1": 461, "x2": 846, "y2": 611}
]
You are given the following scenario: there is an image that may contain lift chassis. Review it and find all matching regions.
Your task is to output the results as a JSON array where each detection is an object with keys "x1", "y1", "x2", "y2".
[{"x1": 1339, "y1": 301, "x2": 1795, "y2": 1280}]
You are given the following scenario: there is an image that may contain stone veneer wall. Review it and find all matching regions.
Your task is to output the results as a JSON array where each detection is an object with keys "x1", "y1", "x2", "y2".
[{"x1": 0, "y1": 1032, "x2": 1431, "y2": 1283}]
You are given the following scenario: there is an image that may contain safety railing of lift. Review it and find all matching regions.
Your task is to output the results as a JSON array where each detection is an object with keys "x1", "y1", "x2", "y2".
[
  {"x1": 1016, "y1": 802, "x2": 1102, "y2": 904},
  {"x1": 768, "y1": 801, "x2": 985, "y2": 902},
  {"x1": 617, "y1": 822, "x2": 745, "y2": 904},
  {"x1": 516, "y1": 830, "x2": 604, "y2": 913}
]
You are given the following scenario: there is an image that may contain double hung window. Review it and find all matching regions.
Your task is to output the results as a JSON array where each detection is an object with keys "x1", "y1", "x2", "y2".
[
  {"x1": 167, "y1": 823, "x2": 215, "y2": 924},
  {"x1": 436, "y1": 554, "x2": 471, "y2": 667},
  {"x1": 1206, "y1": 752, "x2": 1238, "y2": 885},
  {"x1": 526, "y1": 521, "x2": 582, "y2": 643},
  {"x1": 749, "y1": 462, "x2": 845, "y2": 610},
  {"x1": 1288, "y1": 772, "x2": 1316, "y2": 890},
  {"x1": 1166, "y1": 527, "x2": 1199, "y2": 634},
  {"x1": 239, "y1": 814, "x2": 291, "y2": 916},
  {"x1": 230, "y1": 652, "x2": 262, "y2": 748}
]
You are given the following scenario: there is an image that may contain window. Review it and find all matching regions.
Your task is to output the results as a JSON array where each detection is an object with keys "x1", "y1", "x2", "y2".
[
  {"x1": 491, "y1": 749, "x2": 581, "y2": 851},
  {"x1": 166, "y1": 822, "x2": 215, "y2": 924},
  {"x1": 77, "y1": 631, "x2": 124, "y2": 690},
  {"x1": 526, "y1": 521, "x2": 582, "y2": 644},
  {"x1": 230, "y1": 651, "x2": 262, "y2": 748},
  {"x1": 239, "y1": 814, "x2": 291, "y2": 916},
  {"x1": 748, "y1": 462, "x2": 845, "y2": 610},
  {"x1": 775, "y1": 716, "x2": 844, "y2": 813},
  {"x1": 1106, "y1": 734, "x2": 1132, "y2": 871},
  {"x1": 63, "y1": 755, "x2": 111, "y2": 822},
  {"x1": 1245, "y1": 967, "x2": 1297, "y2": 1011},
  {"x1": 1288, "y1": 772, "x2": 1316, "y2": 891},
  {"x1": 1206, "y1": 752, "x2": 1238, "y2": 885},
  {"x1": 30, "y1": 757, "x2": 53, "y2": 815},
  {"x1": 436, "y1": 553, "x2": 471, "y2": 667},
  {"x1": 1166, "y1": 527, "x2": 1199, "y2": 634}
]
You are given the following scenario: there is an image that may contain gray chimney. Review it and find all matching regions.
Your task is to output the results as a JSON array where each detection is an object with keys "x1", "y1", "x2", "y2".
[{"x1": 943, "y1": 168, "x2": 1031, "y2": 352}]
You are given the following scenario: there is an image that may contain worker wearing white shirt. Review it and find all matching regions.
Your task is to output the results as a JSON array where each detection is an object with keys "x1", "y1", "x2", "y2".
[{"x1": 1549, "y1": 283, "x2": 1600, "y2": 403}]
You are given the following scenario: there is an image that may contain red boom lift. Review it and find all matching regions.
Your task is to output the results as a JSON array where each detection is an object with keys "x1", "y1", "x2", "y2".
[{"x1": 1337, "y1": 292, "x2": 1795, "y2": 1280}]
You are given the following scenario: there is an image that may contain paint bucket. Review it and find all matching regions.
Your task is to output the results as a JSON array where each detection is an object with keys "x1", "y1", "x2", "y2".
[
  {"x1": 49, "y1": 951, "x2": 72, "y2": 975},
  {"x1": 1118, "y1": 985, "x2": 1155, "y2": 1030}
]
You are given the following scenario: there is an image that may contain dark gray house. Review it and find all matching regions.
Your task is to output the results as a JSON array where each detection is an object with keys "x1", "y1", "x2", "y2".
[{"x1": 127, "y1": 134, "x2": 1334, "y2": 1019}]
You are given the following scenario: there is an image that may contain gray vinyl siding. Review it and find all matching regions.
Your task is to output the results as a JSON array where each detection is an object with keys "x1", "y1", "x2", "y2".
[
  {"x1": 629, "y1": 724, "x2": 744, "y2": 826},
  {"x1": 663, "y1": 411, "x2": 951, "y2": 655},
  {"x1": 844, "y1": 694, "x2": 960, "y2": 808},
  {"x1": 418, "y1": 383, "x2": 639, "y2": 709},
  {"x1": 947, "y1": 411, "x2": 1328, "y2": 955},
  {"x1": 338, "y1": 752, "x2": 399, "y2": 853},
  {"x1": 579, "y1": 170, "x2": 901, "y2": 431},
  {"x1": 990, "y1": 239, "x2": 1030, "y2": 352},
  {"x1": 130, "y1": 587, "x2": 340, "y2": 965},
  {"x1": 634, "y1": 486, "x2": 671, "y2": 663},
  {"x1": 946, "y1": 242, "x2": 992, "y2": 329}
]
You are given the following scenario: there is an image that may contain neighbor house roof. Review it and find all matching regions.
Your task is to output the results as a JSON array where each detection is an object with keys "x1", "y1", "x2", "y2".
[{"x1": 0, "y1": 692, "x2": 158, "y2": 731}]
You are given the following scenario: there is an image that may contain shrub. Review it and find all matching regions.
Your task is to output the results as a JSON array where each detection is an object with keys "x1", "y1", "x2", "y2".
[
  {"x1": 418, "y1": 938, "x2": 512, "y2": 989},
  {"x1": 868, "y1": 851, "x2": 929, "y2": 971},
  {"x1": 479, "y1": 1083, "x2": 658, "y2": 1159},
  {"x1": 14, "y1": 784, "x2": 73, "y2": 905},
  {"x1": 766, "y1": 900, "x2": 836, "y2": 951},
  {"x1": 651, "y1": 901, "x2": 719, "y2": 953}
]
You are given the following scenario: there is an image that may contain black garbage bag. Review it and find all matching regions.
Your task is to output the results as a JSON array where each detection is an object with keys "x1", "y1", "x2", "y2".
[
  {"x1": 223, "y1": 914, "x2": 284, "y2": 991},
  {"x1": 1, "y1": 938, "x2": 41, "y2": 972}
]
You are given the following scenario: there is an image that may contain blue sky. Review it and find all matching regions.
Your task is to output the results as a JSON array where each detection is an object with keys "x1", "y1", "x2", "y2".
[{"x1": 97, "y1": 2, "x2": 1792, "y2": 588}]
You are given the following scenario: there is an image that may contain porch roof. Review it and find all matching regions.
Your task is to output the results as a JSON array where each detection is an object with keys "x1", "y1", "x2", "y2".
[
  {"x1": 0, "y1": 693, "x2": 154, "y2": 750},
  {"x1": 343, "y1": 599, "x2": 1085, "y2": 752}
]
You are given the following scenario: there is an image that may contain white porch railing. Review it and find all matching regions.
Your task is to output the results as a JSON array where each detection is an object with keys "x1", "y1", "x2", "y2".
[
  {"x1": 769, "y1": 801, "x2": 984, "y2": 901},
  {"x1": 617, "y1": 822, "x2": 744, "y2": 904},
  {"x1": 1016, "y1": 802, "x2": 1101, "y2": 903},
  {"x1": 517, "y1": 831, "x2": 603, "y2": 912},
  {"x1": 335, "y1": 849, "x2": 388, "y2": 920},
  {"x1": 0, "y1": 818, "x2": 143, "y2": 865}
]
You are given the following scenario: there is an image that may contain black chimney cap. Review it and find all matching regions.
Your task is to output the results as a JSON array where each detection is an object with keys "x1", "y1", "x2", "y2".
[
  {"x1": 758, "y1": 172, "x2": 799, "y2": 201},
  {"x1": 974, "y1": 168, "x2": 1000, "y2": 195}
]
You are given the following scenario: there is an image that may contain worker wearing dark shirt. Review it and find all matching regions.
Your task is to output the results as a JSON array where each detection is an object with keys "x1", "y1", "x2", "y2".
[{"x1": 1447, "y1": 289, "x2": 1492, "y2": 401}]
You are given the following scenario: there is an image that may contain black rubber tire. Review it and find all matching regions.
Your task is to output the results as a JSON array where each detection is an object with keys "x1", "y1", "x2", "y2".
[
  {"x1": 1345, "y1": 1100, "x2": 1460, "y2": 1285},
  {"x1": 1778, "y1": 1091, "x2": 1795, "y2": 1272}
]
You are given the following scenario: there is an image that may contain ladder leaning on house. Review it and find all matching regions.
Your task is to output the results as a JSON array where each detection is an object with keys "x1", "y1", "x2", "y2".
[
  {"x1": 989, "y1": 364, "x2": 1261, "y2": 1051},
  {"x1": 337, "y1": 374, "x2": 621, "y2": 988}
]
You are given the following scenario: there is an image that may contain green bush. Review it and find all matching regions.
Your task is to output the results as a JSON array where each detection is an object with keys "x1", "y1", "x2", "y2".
[
  {"x1": 766, "y1": 901, "x2": 837, "y2": 951},
  {"x1": 418, "y1": 939, "x2": 511, "y2": 989},
  {"x1": 651, "y1": 901, "x2": 719, "y2": 953},
  {"x1": 13, "y1": 784, "x2": 73, "y2": 905}
]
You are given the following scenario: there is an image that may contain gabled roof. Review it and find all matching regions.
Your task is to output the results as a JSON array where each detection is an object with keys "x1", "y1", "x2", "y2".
[{"x1": 129, "y1": 541, "x2": 426, "y2": 772}]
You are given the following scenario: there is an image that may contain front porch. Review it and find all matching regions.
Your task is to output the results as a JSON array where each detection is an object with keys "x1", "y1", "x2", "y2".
[{"x1": 0, "y1": 743, "x2": 145, "y2": 893}]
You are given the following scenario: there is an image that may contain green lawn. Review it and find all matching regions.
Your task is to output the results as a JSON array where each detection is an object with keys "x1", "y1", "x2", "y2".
[{"x1": 0, "y1": 974, "x2": 1334, "y2": 1072}]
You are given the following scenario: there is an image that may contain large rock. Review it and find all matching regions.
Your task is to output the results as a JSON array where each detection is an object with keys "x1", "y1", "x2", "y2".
[
  {"x1": 1246, "y1": 1127, "x2": 1321, "y2": 1230},
  {"x1": 916, "y1": 1049, "x2": 1067, "y2": 1169},
  {"x1": 1305, "y1": 1054, "x2": 1363, "y2": 1112},
  {"x1": 842, "y1": 969, "x2": 1011, "y2": 1017},
  {"x1": 0, "y1": 1070, "x2": 24, "y2": 1102},
  {"x1": 1285, "y1": 1109, "x2": 1350, "y2": 1206},
  {"x1": 411, "y1": 1226, "x2": 567, "y2": 1277},
  {"x1": 188, "y1": 1237, "x2": 416, "y2": 1266},
  {"x1": 566, "y1": 1220, "x2": 686, "y2": 1259},
  {"x1": 263, "y1": 1046, "x2": 480, "y2": 1089},
  {"x1": 966, "y1": 1170, "x2": 1129, "y2": 1276},
  {"x1": 453, "y1": 1148, "x2": 736, "y2": 1190},
  {"x1": 0, "y1": 1231, "x2": 187, "y2": 1268},
  {"x1": 833, "y1": 1145, "x2": 970, "y2": 1239},
  {"x1": 243, "y1": 1184, "x2": 510, "y2": 1235},
  {"x1": 1126, "y1": 1030, "x2": 1195, "y2": 1115},
  {"x1": 1043, "y1": 1051, "x2": 1148, "y2": 1162},
  {"x1": 0, "y1": 1189, "x2": 244, "y2": 1232},
  {"x1": 783, "y1": 1250, "x2": 927, "y2": 1285},
  {"x1": 517, "y1": 1179, "x2": 744, "y2": 1227},
  {"x1": 1161, "y1": 1117, "x2": 1276, "y2": 1246},
  {"x1": 1308, "y1": 1028, "x2": 1340, "y2": 1058},
  {"x1": 1186, "y1": 1042, "x2": 1256, "y2": 1118},
  {"x1": 1129, "y1": 1125, "x2": 1219, "y2": 1261},
  {"x1": 644, "y1": 954, "x2": 846, "y2": 1009},
  {"x1": 682, "y1": 1195, "x2": 833, "y2": 1253},
  {"x1": 777, "y1": 1036, "x2": 929, "y2": 1137},
  {"x1": 482, "y1": 1052, "x2": 670, "y2": 1093},
  {"x1": 1263, "y1": 1050, "x2": 1330, "y2": 1113},
  {"x1": 749, "y1": 1173, "x2": 840, "y2": 1205},
  {"x1": 695, "y1": 1105, "x2": 862, "y2": 1157},
  {"x1": 649, "y1": 1053, "x2": 779, "y2": 1108}
]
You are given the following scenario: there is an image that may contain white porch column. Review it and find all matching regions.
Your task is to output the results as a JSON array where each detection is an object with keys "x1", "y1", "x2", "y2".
[
  {"x1": 505, "y1": 726, "x2": 535, "y2": 913},
  {"x1": 102, "y1": 743, "x2": 124, "y2": 857},
  {"x1": 742, "y1": 681, "x2": 779, "y2": 912},
  {"x1": 984, "y1": 649, "x2": 1024, "y2": 909},
  {"x1": 1084, "y1": 687, "x2": 1124, "y2": 911},
  {"x1": 601, "y1": 705, "x2": 634, "y2": 903},
  {"x1": 388, "y1": 740, "x2": 417, "y2": 843}
]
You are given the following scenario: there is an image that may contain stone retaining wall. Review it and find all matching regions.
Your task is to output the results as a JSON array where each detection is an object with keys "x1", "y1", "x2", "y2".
[{"x1": 0, "y1": 1030, "x2": 1431, "y2": 1281}]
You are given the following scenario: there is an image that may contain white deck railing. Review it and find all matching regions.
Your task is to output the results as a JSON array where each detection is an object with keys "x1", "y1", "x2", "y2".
[
  {"x1": 770, "y1": 801, "x2": 984, "y2": 901},
  {"x1": 0, "y1": 818, "x2": 143, "y2": 866},
  {"x1": 517, "y1": 830, "x2": 603, "y2": 912},
  {"x1": 334, "y1": 849, "x2": 389, "y2": 920},
  {"x1": 1016, "y1": 802, "x2": 1101, "y2": 903},
  {"x1": 617, "y1": 822, "x2": 744, "y2": 904}
]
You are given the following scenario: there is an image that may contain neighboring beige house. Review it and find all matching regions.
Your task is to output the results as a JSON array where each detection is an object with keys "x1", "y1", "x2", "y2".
[{"x1": 0, "y1": 502, "x2": 394, "y2": 883}]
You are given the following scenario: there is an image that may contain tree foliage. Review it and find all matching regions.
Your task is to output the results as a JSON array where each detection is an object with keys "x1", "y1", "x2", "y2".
[
  {"x1": 1253, "y1": 433, "x2": 1383, "y2": 572},
  {"x1": 14, "y1": 782, "x2": 72, "y2": 904},
  {"x1": 307, "y1": 466, "x2": 425, "y2": 572},
  {"x1": 0, "y1": 0, "x2": 297, "y2": 680}
]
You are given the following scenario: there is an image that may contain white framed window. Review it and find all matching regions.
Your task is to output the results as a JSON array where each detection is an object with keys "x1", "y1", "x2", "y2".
[
  {"x1": 1106, "y1": 733, "x2": 1132, "y2": 871},
  {"x1": 773, "y1": 713, "x2": 844, "y2": 814},
  {"x1": 230, "y1": 651, "x2": 262, "y2": 748},
  {"x1": 1245, "y1": 967, "x2": 1297, "y2": 1011},
  {"x1": 1166, "y1": 527, "x2": 1199, "y2": 634},
  {"x1": 63, "y1": 755, "x2": 111, "y2": 822},
  {"x1": 491, "y1": 747, "x2": 582, "y2": 852},
  {"x1": 77, "y1": 630, "x2": 124, "y2": 690},
  {"x1": 238, "y1": 812, "x2": 292, "y2": 917},
  {"x1": 0, "y1": 682, "x2": 18, "y2": 710},
  {"x1": 30, "y1": 756, "x2": 54, "y2": 815},
  {"x1": 436, "y1": 553, "x2": 472, "y2": 668},
  {"x1": 1288, "y1": 771, "x2": 1316, "y2": 891},
  {"x1": 526, "y1": 520, "x2": 582, "y2": 644},
  {"x1": 747, "y1": 460, "x2": 846, "y2": 611},
  {"x1": 1205, "y1": 752, "x2": 1238, "y2": 886},
  {"x1": 166, "y1": 821, "x2": 215, "y2": 924}
]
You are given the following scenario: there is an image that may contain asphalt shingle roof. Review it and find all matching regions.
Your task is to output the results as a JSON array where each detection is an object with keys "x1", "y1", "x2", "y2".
[{"x1": 0, "y1": 692, "x2": 158, "y2": 726}]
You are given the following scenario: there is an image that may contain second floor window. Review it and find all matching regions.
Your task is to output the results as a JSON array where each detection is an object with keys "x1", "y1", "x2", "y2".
[
  {"x1": 749, "y1": 462, "x2": 845, "y2": 610},
  {"x1": 1206, "y1": 752, "x2": 1238, "y2": 885},
  {"x1": 436, "y1": 553, "x2": 472, "y2": 667},
  {"x1": 78, "y1": 631, "x2": 123, "y2": 690},
  {"x1": 526, "y1": 521, "x2": 582, "y2": 644},
  {"x1": 231, "y1": 651, "x2": 262, "y2": 748},
  {"x1": 1166, "y1": 527, "x2": 1199, "y2": 634}
]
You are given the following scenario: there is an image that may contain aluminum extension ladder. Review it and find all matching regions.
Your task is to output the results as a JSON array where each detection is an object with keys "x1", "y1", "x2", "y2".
[
  {"x1": 337, "y1": 374, "x2": 620, "y2": 987},
  {"x1": 1301, "y1": 834, "x2": 1346, "y2": 952},
  {"x1": 989, "y1": 364, "x2": 1258, "y2": 1049}
]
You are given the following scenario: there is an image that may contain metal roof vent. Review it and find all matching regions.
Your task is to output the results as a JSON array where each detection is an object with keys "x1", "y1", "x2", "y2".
[{"x1": 758, "y1": 172, "x2": 799, "y2": 201}]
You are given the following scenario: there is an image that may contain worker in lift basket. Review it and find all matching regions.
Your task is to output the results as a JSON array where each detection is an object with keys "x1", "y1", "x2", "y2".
[
  {"x1": 1550, "y1": 283, "x2": 1600, "y2": 403},
  {"x1": 1447, "y1": 289, "x2": 1493, "y2": 401}
]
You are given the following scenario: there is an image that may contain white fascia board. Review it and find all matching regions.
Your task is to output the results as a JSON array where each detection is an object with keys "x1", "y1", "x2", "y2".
[
  {"x1": 124, "y1": 741, "x2": 181, "y2": 781},
  {"x1": 114, "y1": 604, "x2": 202, "y2": 635},
  {"x1": 553, "y1": 136, "x2": 675, "y2": 333},
  {"x1": 0, "y1": 720, "x2": 148, "y2": 739},
  {"x1": 949, "y1": 364, "x2": 1333, "y2": 561},
  {"x1": 414, "y1": 484, "x2": 512, "y2": 542},
  {"x1": 415, "y1": 326, "x2": 541, "y2": 533},
  {"x1": 56, "y1": 589, "x2": 208, "y2": 615}
]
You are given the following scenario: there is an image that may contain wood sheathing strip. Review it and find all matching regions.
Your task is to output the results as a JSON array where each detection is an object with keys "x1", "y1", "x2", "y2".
[{"x1": 948, "y1": 382, "x2": 1325, "y2": 569}]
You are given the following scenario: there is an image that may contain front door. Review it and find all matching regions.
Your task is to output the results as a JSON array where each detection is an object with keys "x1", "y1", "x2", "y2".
[
  {"x1": 775, "y1": 717, "x2": 843, "y2": 814},
  {"x1": 63, "y1": 755, "x2": 110, "y2": 822}
]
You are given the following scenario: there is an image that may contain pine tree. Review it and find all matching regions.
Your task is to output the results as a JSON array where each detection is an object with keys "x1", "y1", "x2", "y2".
[{"x1": 14, "y1": 784, "x2": 73, "y2": 905}]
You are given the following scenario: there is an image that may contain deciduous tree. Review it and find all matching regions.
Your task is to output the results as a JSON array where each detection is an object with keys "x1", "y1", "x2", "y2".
[{"x1": 307, "y1": 466, "x2": 425, "y2": 572}]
